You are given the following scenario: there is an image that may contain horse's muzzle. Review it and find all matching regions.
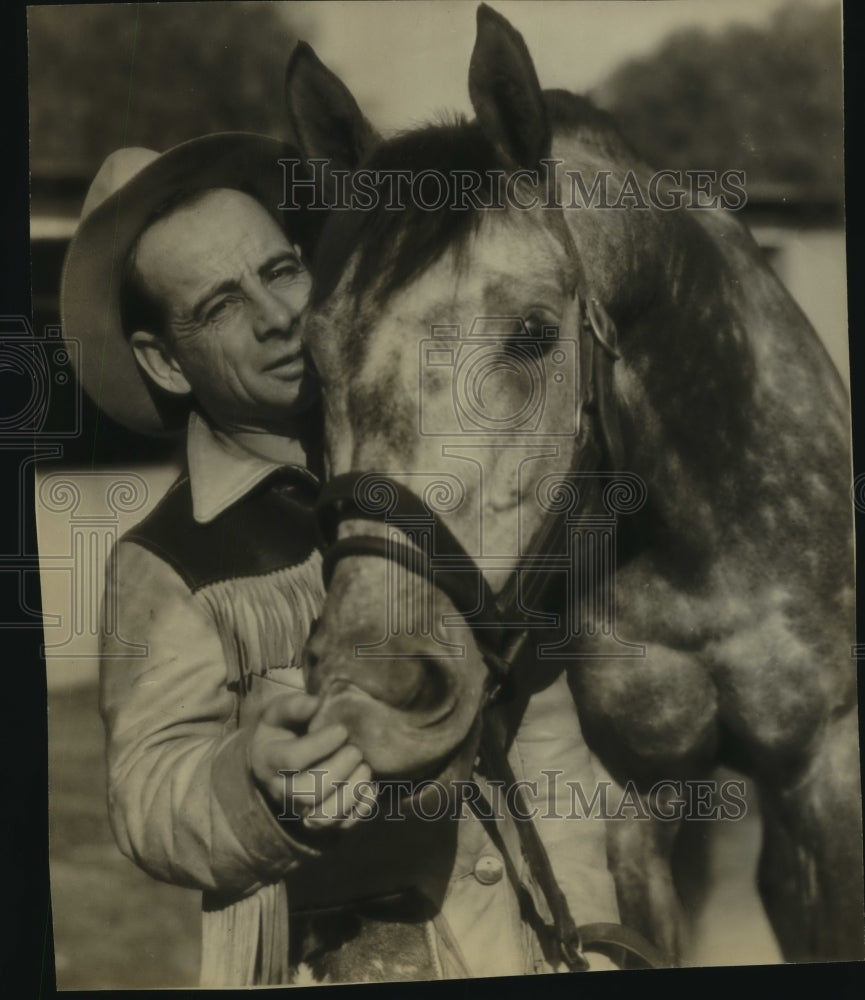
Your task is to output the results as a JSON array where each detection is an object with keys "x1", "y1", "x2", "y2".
[
  {"x1": 307, "y1": 652, "x2": 457, "y2": 725},
  {"x1": 302, "y1": 624, "x2": 487, "y2": 779}
]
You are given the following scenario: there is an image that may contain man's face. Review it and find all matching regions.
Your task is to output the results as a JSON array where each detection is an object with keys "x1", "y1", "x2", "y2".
[{"x1": 133, "y1": 188, "x2": 314, "y2": 431}]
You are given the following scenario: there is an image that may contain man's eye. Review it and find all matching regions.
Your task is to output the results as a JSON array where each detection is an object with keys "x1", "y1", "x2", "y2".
[
  {"x1": 269, "y1": 259, "x2": 303, "y2": 281},
  {"x1": 205, "y1": 299, "x2": 232, "y2": 323}
]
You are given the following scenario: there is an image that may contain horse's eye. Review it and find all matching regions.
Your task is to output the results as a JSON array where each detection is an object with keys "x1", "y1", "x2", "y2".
[
  {"x1": 524, "y1": 311, "x2": 560, "y2": 348},
  {"x1": 525, "y1": 314, "x2": 546, "y2": 337}
]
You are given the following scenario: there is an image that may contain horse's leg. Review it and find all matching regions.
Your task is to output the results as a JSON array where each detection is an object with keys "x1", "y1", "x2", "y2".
[
  {"x1": 669, "y1": 796, "x2": 713, "y2": 927},
  {"x1": 756, "y1": 705, "x2": 864, "y2": 962},
  {"x1": 593, "y1": 762, "x2": 686, "y2": 965},
  {"x1": 569, "y1": 645, "x2": 719, "y2": 967},
  {"x1": 708, "y1": 603, "x2": 863, "y2": 964},
  {"x1": 600, "y1": 775, "x2": 736, "y2": 967}
]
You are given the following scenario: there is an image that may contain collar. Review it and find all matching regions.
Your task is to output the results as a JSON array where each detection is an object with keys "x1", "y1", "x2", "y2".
[{"x1": 186, "y1": 411, "x2": 317, "y2": 524}]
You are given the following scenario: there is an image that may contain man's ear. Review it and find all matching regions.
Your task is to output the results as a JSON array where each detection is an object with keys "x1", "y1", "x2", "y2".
[{"x1": 130, "y1": 331, "x2": 192, "y2": 397}]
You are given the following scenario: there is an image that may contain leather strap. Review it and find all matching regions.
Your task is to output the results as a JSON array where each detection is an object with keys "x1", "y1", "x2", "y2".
[
  {"x1": 586, "y1": 297, "x2": 625, "y2": 472},
  {"x1": 478, "y1": 714, "x2": 589, "y2": 971},
  {"x1": 577, "y1": 922, "x2": 669, "y2": 971},
  {"x1": 477, "y1": 714, "x2": 669, "y2": 972}
]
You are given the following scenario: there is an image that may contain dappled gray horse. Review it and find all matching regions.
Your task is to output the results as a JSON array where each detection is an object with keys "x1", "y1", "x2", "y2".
[{"x1": 288, "y1": 4, "x2": 862, "y2": 964}]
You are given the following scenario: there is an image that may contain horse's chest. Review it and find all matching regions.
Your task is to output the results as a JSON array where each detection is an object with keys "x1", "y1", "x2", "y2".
[
  {"x1": 569, "y1": 635, "x2": 716, "y2": 782},
  {"x1": 568, "y1": 559, "x2": 829, "y2": 780}
]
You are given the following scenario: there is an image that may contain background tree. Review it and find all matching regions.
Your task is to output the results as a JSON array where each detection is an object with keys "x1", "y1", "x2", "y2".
[
  {"x1": 593, "y1": 1, "x2": 843, "y2": 200},
  {"x1": 28, "y1": 2, "x2": 297, "y2": 177}
]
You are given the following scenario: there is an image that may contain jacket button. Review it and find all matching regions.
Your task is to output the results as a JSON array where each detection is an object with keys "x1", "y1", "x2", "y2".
[{"x1": 473, "y1": 854, "x2": 504, "y2": 885}]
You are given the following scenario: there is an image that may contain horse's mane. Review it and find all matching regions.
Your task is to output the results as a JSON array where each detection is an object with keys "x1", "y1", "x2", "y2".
[{"x1": 310, "y1": 90, "x2": 636, "y2": 310}]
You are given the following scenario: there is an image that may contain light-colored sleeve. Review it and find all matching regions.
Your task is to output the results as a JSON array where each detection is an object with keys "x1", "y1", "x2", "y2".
[
  {"x1": 509, "y1": 670, "x2": 621, "y2": 928},
  {"x1": 99, "y1": 539, "x2": 317, "y2": 898}
]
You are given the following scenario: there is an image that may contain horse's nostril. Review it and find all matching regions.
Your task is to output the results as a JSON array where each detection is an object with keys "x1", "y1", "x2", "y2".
[
  {"x1": 302, "y1": 641, "x2": 322, "y2": 690},
  {"x1": 304, "y1": 619, "x2": 323, "y2": 673},
  {"x1": 399, "y1": 657, "x2": 452, "y2": 714},
  {"x1": 307, "y1": 646, "x2": 454, "y2": 719}
]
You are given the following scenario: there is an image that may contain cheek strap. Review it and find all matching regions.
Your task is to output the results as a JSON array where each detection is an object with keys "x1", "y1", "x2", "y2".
[{"x1": 586, "y1": 296, "x2": 625, "y2": 471}]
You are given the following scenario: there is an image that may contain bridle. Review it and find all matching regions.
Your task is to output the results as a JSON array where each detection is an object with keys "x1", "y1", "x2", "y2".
[
  {"x1": 316, "y1": 194, "x2": 623, "y2": 687},
  {"x1": 313, "y1": 214, "x2": 666, "y2": 971},
  {"x1": 316, "y1": 291, "x2": 621, "y2": 702}
]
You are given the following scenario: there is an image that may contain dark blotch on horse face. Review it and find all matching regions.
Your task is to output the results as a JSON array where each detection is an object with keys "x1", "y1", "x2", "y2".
[{"x1": 348, "y1": 367, "x2": 418, "y2": 463}]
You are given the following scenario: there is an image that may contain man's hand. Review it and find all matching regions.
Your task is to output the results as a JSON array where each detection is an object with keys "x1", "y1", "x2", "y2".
[
  {"x1": 584, "y1": 952, "x2": 620, "y2": 972},
  {"x1": 249, "y1": 692, "x2": 373, "y2": 832}
]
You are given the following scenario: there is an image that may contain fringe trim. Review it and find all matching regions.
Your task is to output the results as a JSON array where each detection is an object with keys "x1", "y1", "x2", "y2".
[
  {"x1": 198, "y1": 557, "x2": 323, "y2": 983},
  {"x1": 198, "y1": 553, "x2": 325, "y2": 689},
  {"x1": 200, "y1": 881, "x2": 290, "y2": 986}
]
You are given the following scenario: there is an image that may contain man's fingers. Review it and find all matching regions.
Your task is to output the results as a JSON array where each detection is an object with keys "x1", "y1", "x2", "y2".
[
  {"x1": 283, "y1": 743, "x2": 363, "y2": 813},
  {"x1": 259, "y1": 691, "x2": 321, "y2": 729},
  {"x1": 263, "y1": 722, "x2": 350, "y2": 779},
  {"x1": 346, "y1": 761, "x2": 375, "y2": 818},
  {"x1": 303, "y1": 760, "x2": 375, "y2": 828},
  {"x1": 253, "y1": 724, "x2": 350, "y2": 805}
]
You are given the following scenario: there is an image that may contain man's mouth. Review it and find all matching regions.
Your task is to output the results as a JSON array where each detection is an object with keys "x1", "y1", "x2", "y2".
[{"x1": 262, "y1": 352, "x2": 305, "y2": 376}]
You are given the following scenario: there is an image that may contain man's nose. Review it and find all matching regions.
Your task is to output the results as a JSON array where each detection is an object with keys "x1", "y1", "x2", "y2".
[{"x1": 251, "y1": 287, "x2": 297, "y2": 341}]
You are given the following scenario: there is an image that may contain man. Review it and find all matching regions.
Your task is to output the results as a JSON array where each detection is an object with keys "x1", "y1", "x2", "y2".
[
  {"x1": 62, "y1": 133, "x2": 620, "y2": 986},
  {"x1": 62, "y1": 133, "x2": 376, "y2": 986}
]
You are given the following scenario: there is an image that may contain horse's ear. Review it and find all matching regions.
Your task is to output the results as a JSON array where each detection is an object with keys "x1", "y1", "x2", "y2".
[
  {"x1": 468, "y1": 4, "x2": 551, "y2": 170},
  {"x1": 285, "y1": 42, "x2": 380, "y2": 169}
]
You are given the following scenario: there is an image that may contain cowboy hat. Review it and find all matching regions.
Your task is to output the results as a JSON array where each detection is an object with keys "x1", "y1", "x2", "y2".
[{"x1": 60, "y1": 132, "x2": 316, "y2": 436}]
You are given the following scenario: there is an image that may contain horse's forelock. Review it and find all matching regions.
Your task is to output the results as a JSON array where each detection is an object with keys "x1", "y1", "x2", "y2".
[
  {"x1": 309, "y1": 92, "x2": 636, "y2": 310},
  {"x1": 310, "y1": 120, "x2": 510, "y2": 314}
]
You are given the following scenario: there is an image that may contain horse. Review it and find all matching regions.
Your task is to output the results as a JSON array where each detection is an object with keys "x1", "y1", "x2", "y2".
[{"x1": 285, "y1": 3, "x2": 863, "y2": 966}]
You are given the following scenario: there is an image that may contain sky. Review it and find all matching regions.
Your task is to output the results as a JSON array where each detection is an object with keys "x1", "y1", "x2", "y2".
[{"x1": 280, "y1": 0, "x2": 840, "y2": 134}]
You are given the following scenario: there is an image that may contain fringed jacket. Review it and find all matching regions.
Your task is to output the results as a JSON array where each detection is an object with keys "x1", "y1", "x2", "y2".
[{"x1": 99, "y1": 412, "x2": 620, "y2": 987}]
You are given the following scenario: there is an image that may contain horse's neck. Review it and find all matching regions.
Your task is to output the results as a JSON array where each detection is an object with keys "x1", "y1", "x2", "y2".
[
  {"x1": 553, "y1": 131, "x2": 848, "y2": 554},
  {"x1": 693, "y1": 206, "x2": 847, "y2": 400}
]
